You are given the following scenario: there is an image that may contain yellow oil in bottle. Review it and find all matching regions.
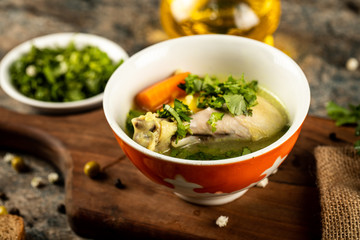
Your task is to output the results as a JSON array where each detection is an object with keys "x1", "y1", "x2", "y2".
[{"x1": 160, "y1": 0, "x2": 281, "y2": 43}]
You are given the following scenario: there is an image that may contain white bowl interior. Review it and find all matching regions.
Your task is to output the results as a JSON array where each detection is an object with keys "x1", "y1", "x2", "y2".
[
  {"x1": 104, "y1": 35, "x2": 310, "y2": 164},
  {"x1": 0, "y1": 32, "x2": 129, "y2": 113}
]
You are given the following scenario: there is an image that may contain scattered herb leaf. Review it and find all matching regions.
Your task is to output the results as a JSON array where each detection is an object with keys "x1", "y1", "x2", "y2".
[
  {"x1": 326, "y1": 101, "x2": 360, "y2": 154},
  {"x1": 326, "y1": 101, "x2": 359, "y2": 126},
  {"x1": 355, "y1": 140, "x2": 360, "y2": 153},
  {"x1": 354, "y1": 140, "x2": 360, "y2": 154}
]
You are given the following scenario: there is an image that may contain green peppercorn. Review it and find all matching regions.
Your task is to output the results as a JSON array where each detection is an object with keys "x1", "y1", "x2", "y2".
[
  {"x1": 83, "y1": 161, "x2": 101, "y2": 178},
  {"x1": 11, "y1": 156, "x2": 27, "y2": 172},
  {"x1": 0, "y1": 206, "x2": 8, "y2": 215}
]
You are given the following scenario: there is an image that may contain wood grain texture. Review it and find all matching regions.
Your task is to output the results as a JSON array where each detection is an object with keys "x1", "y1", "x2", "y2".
[{"x1": 0, "y1": 107, "x2": 357, "y2": 240}]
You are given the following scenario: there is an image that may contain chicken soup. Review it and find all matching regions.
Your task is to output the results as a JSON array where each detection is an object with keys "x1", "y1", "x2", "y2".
[{"x1": 125, "y1": 72, "x2": 289, "y2": 160}]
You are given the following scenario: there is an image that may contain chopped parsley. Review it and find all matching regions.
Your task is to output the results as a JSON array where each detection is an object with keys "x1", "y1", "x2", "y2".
[
  {"x1": 178, "y1": 74, "x2": 258, "y2": 116},
  {"x1": 157, "y1": 99, "x2": 192, "y2": 141},
  {"x1": 241, "y1": 147, "x2": 252, "y2": 155},
  {"x1": 9, "y1": 42, "x2": 123, "y2": 102},
  {"x1": 207, "y1": 112, "x2": 225, "y2": 132},
  {"x1": 125, "y1": 109, "x2": 146, "y2": 136},
  {"x1": 155, "y1": 74, "x2": 258, "y2": 140},
  {"x1": 326, "y1": 101, "x2": 360, "y2": 154}
]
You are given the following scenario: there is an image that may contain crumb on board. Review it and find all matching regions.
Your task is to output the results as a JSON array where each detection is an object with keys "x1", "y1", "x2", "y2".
[
  {"x1": 48, "y1": 172, "x2": 59, "y2": 184},
  {"x1": 3, "y1": 153, "x2": 16, "y2": 163},
  {"x1": 256, "y1": 177, "x2": 269, "y2": 188},
  {"x1": 31, "y1": 177, "x2": 45, "y2": 188},
  {"x1": 216, "y1": 215, "x2": 229, "y2": 228}
]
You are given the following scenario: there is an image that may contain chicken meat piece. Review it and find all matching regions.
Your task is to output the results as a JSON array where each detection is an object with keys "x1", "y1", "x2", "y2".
[
  {"x1": 189, "y1": 96, "x2": 287, "y2": 141},
  {"x1": 132, "y1": 112, "x2": 177, "y2": 152}
]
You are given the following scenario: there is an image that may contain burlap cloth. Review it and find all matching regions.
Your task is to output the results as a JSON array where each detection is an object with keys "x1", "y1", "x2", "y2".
[{"x1": 314, "y1": 146, "x2": 360, "y2": 240}]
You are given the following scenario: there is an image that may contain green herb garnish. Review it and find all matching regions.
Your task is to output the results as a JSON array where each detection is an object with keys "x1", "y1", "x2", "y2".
[
  {"x1": 157, "y1": 99, "x2": 192, "y2": 141},
  {"x1": 9, "y1": 42, "x2": 123, "y2": 102},
  {"x1": 125, "y1": 109, "x2": 146, "y2": 136},
  {"x1": 326, "y1": 101, "x2": 360, "y2": 154},
  {"x1": 179, "y1": 74, "x2": 258, "y2": 116},
  {"x1": 207, "y1": 112, "x2": 225, "y2": 132},
  {"x1": 241, "y1": 147, "x2": 252, "y2": 155}
]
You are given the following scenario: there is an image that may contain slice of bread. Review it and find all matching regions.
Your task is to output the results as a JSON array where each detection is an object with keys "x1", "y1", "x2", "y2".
[{"x1": 0, "y1": 214, "x2": 25, "y2": 240}]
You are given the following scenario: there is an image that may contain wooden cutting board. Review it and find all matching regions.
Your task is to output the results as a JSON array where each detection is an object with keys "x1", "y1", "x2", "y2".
[{"x1": 0, "y1": 106, "x2": 357, "y2": 240}]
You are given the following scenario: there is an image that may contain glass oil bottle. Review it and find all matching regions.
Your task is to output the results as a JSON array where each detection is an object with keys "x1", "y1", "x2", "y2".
[{"x1": 160, "y1": 0, "x2": 281, "y2": 43}]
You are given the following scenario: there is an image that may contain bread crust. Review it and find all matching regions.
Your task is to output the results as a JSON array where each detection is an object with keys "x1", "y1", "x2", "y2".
[{"x1": 0, "y1": 214, "x2": 25, "y2": 240}]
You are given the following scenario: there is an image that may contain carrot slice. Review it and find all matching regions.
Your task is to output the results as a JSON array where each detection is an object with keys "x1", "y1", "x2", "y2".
[{"x1": 135, "y1": 72, "x2": 190, "y2": 111}]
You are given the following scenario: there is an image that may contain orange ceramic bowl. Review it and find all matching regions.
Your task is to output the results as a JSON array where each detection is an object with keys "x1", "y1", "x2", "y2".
[{"x1": 103, "y1": 35, "x2": 310, "y2": 205}]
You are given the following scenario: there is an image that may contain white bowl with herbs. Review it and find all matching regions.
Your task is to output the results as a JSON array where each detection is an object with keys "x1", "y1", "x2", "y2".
[{"x1": 0, "y1": 32, "x2": 128, "y2": 113}]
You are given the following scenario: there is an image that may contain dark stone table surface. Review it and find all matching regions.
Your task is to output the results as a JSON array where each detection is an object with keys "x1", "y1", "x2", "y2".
[{"x1": 0, "y1": 0, "x2": 359, "y2": 239}]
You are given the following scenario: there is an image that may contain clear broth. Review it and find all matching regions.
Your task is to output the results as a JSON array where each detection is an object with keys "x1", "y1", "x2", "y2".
[{"x1": 164, "y1": 88, "x2": 289, "y2": 160}]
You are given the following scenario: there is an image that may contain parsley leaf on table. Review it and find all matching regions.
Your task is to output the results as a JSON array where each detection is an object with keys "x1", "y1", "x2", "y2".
[
  {"x1": 355, "y1": 140, "x2": 360, "y2": 153},
  {"x1": 326, "y1": 101, "x2": 360, "y2": 154},
  {"x1": 326, "y1": 101, "x2": 360, "y2": 126}
]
